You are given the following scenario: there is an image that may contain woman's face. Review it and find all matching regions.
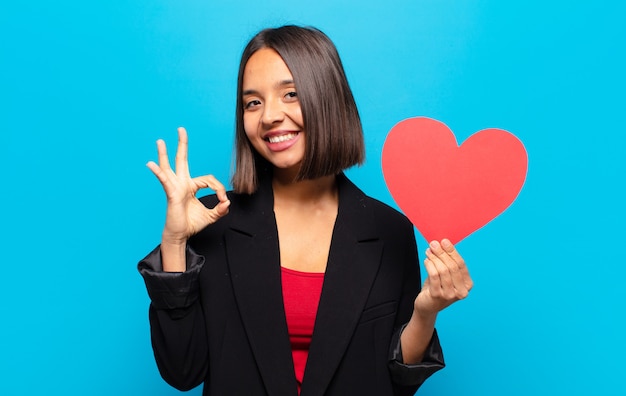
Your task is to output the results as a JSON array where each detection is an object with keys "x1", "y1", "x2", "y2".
[{"x1": 242, "y1": 48, "x2": 305, "y2": 175}]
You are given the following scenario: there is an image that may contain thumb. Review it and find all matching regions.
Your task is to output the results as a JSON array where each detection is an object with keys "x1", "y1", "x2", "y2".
[
  {"x1": 215, "y1": 199, "x2": 231, "y2": 217},
  {"x1": 204, "y1": 198, "x2": 230, "y2": 224}
]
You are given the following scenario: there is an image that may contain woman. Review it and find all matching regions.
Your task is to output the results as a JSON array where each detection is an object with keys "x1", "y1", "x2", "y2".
[{"x1": 139, "y1": 25, "x2": 472, "y2": 396}]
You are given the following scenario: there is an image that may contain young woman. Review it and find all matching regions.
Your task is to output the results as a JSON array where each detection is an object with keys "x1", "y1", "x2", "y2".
[{"x1": 139, "y1": 25, "x2": 473, "y2": 396}]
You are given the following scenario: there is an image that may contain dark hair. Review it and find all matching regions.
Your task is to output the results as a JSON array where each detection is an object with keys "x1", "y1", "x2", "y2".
[{"x1": 231, "y1": 25, "x2": 365, "y2": 194}]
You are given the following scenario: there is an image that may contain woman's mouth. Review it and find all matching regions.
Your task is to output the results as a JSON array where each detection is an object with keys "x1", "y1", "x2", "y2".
[
  {"x1": 265, "y1": 132, "x2": 299, "y2": 143},
  {"x1": 263, "y1": 131, "x2": 301, "y2": 152}
]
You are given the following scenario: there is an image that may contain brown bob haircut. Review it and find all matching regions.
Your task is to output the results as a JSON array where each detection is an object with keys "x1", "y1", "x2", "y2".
[{"x1": 231, "y1": 25, "x2": 365, "y2": 194}]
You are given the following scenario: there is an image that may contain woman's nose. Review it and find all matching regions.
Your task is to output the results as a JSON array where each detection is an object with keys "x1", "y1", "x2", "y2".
[{"x1": 261, "y1": 99, "x2": 285, "y2": 125}]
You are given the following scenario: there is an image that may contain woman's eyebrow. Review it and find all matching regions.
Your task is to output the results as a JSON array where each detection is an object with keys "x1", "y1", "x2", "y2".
[
  {"x1": 242, "y1": 80, "x2": 295, "y2": 96},
  {"x1": 277, "y1": 79, "x2": 295, "y2": 87}
]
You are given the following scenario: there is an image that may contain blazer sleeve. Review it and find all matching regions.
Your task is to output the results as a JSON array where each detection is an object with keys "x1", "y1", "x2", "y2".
[
  {"x1": 137, "y1": 246, "x2": 209, "y2": 391},
  {"x1": 386, "y1": 216, "x2": 445, "y2": 391},
  {"x1": 388, "y1": 326, "x2": 445, "y2": 386}
]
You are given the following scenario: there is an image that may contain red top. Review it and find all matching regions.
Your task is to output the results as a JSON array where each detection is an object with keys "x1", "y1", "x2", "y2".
[{"x1": 281, "y1": 266, "x2": 325, "y2": 394}]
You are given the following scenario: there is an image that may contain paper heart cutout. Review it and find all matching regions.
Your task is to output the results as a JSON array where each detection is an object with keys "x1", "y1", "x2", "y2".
[{"x1": 382, "y1": 117, "x2": 528, "y2": 244}]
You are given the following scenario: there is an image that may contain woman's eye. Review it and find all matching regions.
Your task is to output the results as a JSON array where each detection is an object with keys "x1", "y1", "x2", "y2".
[
  {"x1": 285, "y1": 91, "x2": 298, "y2": 100},
  {"x1": 245, "y1": 99, "x2": 261, "y2": 109}
]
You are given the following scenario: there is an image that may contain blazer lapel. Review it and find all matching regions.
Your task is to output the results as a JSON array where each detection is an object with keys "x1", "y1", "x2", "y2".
[
  {"x1": 225, "y1": 180, "x2": 298, "y2": 396},
  {"x1": 301, "y1": 174, "x2": 384, "y2": 396}
]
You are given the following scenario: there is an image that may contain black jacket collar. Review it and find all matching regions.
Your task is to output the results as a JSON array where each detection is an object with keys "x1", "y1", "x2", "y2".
[{"x1": 225, "y1": 173, "x2": 384, "y2": 396}]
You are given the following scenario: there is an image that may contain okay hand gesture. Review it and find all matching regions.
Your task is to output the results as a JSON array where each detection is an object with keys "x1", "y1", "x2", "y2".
[{"x1": 147, "y1": 127, "x2": 230, "y2": 247}]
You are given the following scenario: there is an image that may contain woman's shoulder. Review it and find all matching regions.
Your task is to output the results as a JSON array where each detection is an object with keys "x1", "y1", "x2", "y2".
[
  {"x1": 338, "y1": 174, "x2": 412, "y2": 228},
  {"x1": 362, "y1": 194, "x2": 406, "y2": 217},
  {"x1": 362, "y1": 194, "x2": 413, "y2": 228}
]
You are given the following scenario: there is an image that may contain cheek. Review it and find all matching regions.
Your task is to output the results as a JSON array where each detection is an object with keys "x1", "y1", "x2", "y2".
[
  {"x1": 243, "y1": 114, "x2": 265, "y2": 154},
  {"x1": 291, "y1": 106, "x2": 304, "y2": 127},
  {"x1": 243, "y1": 114, "x2": 258, "y2": 139}
]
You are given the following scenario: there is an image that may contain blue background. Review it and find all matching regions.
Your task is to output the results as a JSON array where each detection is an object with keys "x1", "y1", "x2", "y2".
[{"x1": 1, "y1": 1, "x2": 624, "y2": 395}]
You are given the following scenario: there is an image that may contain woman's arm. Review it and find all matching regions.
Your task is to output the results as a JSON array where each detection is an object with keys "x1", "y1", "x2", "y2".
[
  {"x1": 138, "y1": 127, "x2": 231, "y2": 389},
  {"x1": 400, "y1": 239, "x2": 473, "y2": 363},
  {"x1": 138, "y1": 246, "x2": 209, "y2": 391},
  {"x1": 146, "y1": 126, "x2": 230, "y2": 272}
]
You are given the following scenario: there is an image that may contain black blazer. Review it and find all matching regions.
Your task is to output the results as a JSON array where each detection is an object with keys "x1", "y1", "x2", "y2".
[{"x1": 139, "y1": 174, "x2": 444, "y2": 396}]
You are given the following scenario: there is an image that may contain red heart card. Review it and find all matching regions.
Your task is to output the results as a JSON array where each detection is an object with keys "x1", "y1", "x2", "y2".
[{"x1": 382, "y1": 117, "x2": 528, "y2": 244}]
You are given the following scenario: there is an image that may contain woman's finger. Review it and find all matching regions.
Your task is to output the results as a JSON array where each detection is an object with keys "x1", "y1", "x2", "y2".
[
  {"x1": 156, "y1": 139, "x2": 172, "y2": 172},
  {"x1": 422, "y1": 256, "x2": 441, "y2": 292},
  {"x1": 175, "y1": 127, "x2": 190, "y2": 178},
  {"x1": 146, "y1": 161, "x2": 167, "y2": 184},
  {"x1": 440, "y1": 239, "x2": 473, "y2": 292},
  {"x1": 427, "y1": 241, "x2": 470, "y2": 299},
  {"x1": 192, "y1": 174, "x2": 231, "y2": 221},
  {"x1": 194, "y1": 175, "x2": 228, "y2": 200},
  {"x1": 440, "y1": 239, "x2": 466, "y2": 270},
  {"x1": 212, "y1": 199, "x2": 231, "y2": 219},
  {"x1": 425, "y1": 245, "x2": 454, "y2": 296}
]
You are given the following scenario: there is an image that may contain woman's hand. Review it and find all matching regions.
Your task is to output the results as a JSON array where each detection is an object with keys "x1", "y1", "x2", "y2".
[
  {"x1": 146, "y1": 127, "x2": 230, "y2": 271},
  {"x1": 414, "y1": 239, "x2": 473, "y2": 318},
  {"x1": 400, "y1": 239, "x2": 472, "y2": 363}
]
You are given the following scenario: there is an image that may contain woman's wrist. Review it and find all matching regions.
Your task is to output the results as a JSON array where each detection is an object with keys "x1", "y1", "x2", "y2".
[
  {"x1": 160, "y1": 238, "x2": 187, "y2": 272},
  {"x1": 400, "y1": 309, "x2": 438, "y2": 364}
]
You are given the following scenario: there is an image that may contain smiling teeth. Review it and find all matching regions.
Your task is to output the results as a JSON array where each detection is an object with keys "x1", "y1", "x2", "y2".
[{"x1": 268, "y1": 133, "x2": 297, "y2": 143}]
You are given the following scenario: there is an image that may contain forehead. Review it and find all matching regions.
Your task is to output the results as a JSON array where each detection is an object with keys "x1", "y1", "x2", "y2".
[{"x1": 242, "y1": 48, "x2": 293, "y2": 89}]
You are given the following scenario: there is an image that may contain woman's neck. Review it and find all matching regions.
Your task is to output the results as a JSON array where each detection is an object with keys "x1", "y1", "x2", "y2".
[{"x1": 272, "y1": 172, "x2": 338, "y2": 209}]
